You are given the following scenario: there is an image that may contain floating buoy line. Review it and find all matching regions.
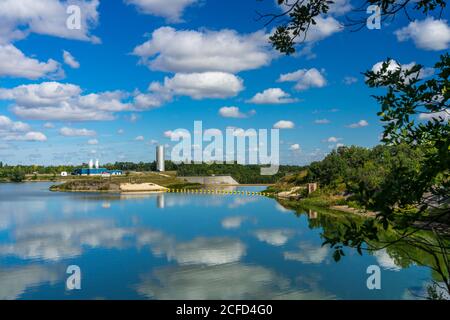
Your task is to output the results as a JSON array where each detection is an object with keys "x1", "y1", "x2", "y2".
[{"x1": 165, "y1": 189, "x2": 270, "y2": 197}]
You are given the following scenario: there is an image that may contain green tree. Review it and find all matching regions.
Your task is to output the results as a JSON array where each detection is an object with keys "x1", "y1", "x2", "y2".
[
  {"x1": 257, "y1": 0, "x2": 449, "y2": 297},
  {"x1": 261, "y1": 0, "x2": 447, "y2": 55},
  {"x1": 9, "y1": 169, "x2": 25, "y2": 183}
]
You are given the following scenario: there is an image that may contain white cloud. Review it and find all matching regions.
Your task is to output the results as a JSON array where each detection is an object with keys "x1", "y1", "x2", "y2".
[
  {"x1": 43, "y1": 122, "x2": 54, "y2": 129},
  {"x1": 127, "y1": 113, "x2": 140, "y2": 123},
  {"x1": 60, "y1": 127, "x2": 96, "y2": 137},
  {"x1": 300, "y1": 16, "x2": 343, "y2": 43},
  {"x1": 0, "y1": 115, "x2": 46, "y2": 142},
  {"x1": 4, "y1": 131, "x2": 47, "y2": 142},
  {"x1": 0, "y1": 82, "x2": 81, "y2": 105},
  {"x1": 0, "y1": 115, "x2": 30, "y2": 132},
  {"x1": 395, "y1": 18, "x2": 450, "y2": 51},
  {"x1": 0, "y1": 44, "x2": 61, "y2": 79},
  {"x1": 314, "y1": 119, "x2": 330, "y2": 124},
  {"x1": 22, "y1": 132, "x2": 47, "y2": 141},
  {"x1": 289, "y1": 144, "x2": 300, "y2": 151},
  {"x1": 151, "y1": 72, "x2": 244, "y2": 100},
  {"x1": 328, "y1": 0, "x2": 353, "y2": 15},
  {"x1": 278, "y1": 68, "x2": 327, "y2": 91},
  {"x1": 347, "y1": 120, "x2": 369, "y2": 128},
  {"x1": 247, "y1": 88, "x2": 297, "y2": 104},
  {"x1": 125, "y1": 0, "x2": 198, "y2": 23},
  {"x1": 135, "y1": 135, "x2": 145, "y2": 141},
  {"x1": 62, "y1": 50, "x2": 80, "y2": 69},
  {"x1": 277, "y1": 0, "x2": 352, "y2": 17},
  {"x1": 87, "y1": 139, "x2": 98, "y2": 145},
  {"x1": 133, "y1": 27, "x2": 271, "y2": 73},
  {"x1": 418, "y1": 109, "x2": 449, "y2": 121},
  {"x1": 325, "y1": 136, "x2": 342, "y2": 143},
  {"x1": 229, "y1": 128, "x2": 257, "y2": 138},
  {"x1": 343, "y1": 76, "x2": 358, "y2": 85},
  {"x1": 271, "y1": 7, "x2": 342, "y2": 59},
  {"x1": 164, "y1": 130, "x2": 190, "y2": 140},
  {"x1": 0, "y1": 0, "x2": 100, "y2": 44},
  {"x1": 117, "y1": 129, "x2": 124, "y2": 134},
  {"x1": 219, "y1": 106, "x2": 245, "y2": 118},
  {"x1": 0, "y1": 82, "x2": 149, "y2": 121},
  {"x1": 273, "y1": 120, "x2": 295, "y2": 129},
  {"x1": 133, "y1": 91, "x2": 167, "y2": 109},
  {"x1": 371, "y1": 60, "x2": 434, "y2": 81}
]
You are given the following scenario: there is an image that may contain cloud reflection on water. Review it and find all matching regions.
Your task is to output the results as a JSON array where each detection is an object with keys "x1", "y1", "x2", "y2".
[{"x1": 136, "y1": 263, "x2": 335, "y2": 300}]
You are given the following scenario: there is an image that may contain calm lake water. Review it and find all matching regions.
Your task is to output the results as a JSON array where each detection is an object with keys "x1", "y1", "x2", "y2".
[{"x1": 0, "y1": 182, "x2": 438, "y2": 300}]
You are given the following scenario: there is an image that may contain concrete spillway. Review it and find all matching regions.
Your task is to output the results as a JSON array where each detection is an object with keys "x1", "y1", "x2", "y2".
[{"x1": 180, "y1": 176, "x2": 239, "y2": 185}]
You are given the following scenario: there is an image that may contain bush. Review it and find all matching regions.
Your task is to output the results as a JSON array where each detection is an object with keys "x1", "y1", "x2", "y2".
[{"x1": 9, "y1": 170, "x2": 25, "y2": 182}]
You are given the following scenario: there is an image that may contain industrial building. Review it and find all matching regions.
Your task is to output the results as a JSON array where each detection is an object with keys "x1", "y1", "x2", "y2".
[
  {"x1": 156, "y1": 145, "x2": 165, "y2": 172},
  {"x1": 72, "y1": 159, "x2": 123, "y2": 176}
]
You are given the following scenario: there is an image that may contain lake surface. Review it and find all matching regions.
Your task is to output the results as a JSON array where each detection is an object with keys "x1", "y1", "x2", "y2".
[{"x1": 0, "y1": 182, "x2": 438, "y2": 300}]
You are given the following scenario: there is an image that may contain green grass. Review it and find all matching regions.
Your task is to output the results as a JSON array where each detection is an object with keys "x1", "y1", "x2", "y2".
[
  {"x1": 166, "y1": 182, "x2": 203, "y2": 190},
  {"x1": 50, "y1": 171, "x2": 188, "y2": 192}
]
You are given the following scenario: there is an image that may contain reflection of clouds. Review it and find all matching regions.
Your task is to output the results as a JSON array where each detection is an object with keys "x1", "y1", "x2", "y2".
[
  {"x1": 0, "y1": 220, "x2": 130, "y2": 261},
  {"x1": 0, "y1": 200, "x2": 47, "y2": 230},
  {"x1": 171, "y1": 238, "x2": 246, "y2": 266},
  {"x1": 164, "y1": 195, "x2": 226, "y2": 208},
  {"x1": 254, "y1": 229, "x2": 295, "y2": 246},
  {"x1": 402, "y1": 281, "x2": 450, "y2": 300},
  {"x1": 1, "y1": 216, "x2": 246, "y2": 266},
  {"x1": 284, "y1": 241, "x2": 329, "y2": 264},
  {"x1": 275, "y1": 203, "x2": 292, "y2": 213},
  {"x1": 136, "y1": 229, "x2": 246, "y2": 266},
  {"x1": 228, "y1": 197, "x2": 258, "y2": 209},
  {"x1": 136, "y1": 263, "x2": 334, "y2": 300},
  {"x1": 372, "y1": 249, "x2": 402, "y2": 271},
  {"x1": 61, "y1": 201, "x2": 99, "y2": 215},
  {"x1": 221, "y1": 216, "x2": 246, "y2": 229},
  {"x1": 119, "y1": 193, "x2": 155, "y2": 200},
  {"x1": 101, "y1": 202, "x2": 111, "y2": 209},
  {"x1": 0, "y1": 265, "x2": 60, "y2": 300}
]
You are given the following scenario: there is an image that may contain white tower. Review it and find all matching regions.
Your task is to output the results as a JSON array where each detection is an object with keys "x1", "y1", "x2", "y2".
[
  {"x1": 156, "y1": 145, "x2": 165, "y2": 172},
  {"x1": 95, "y1": 159, "x2": 99, "y2": 169},
  {"x1": 88, "y1": 159, "x2": 94, "y2": 169}
]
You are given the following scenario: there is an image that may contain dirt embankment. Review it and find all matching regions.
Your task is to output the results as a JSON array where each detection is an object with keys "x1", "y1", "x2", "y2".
[
  {"x1": 119, "y1": 183, "x2": 168, "y2": 192},
  {"x1": 50, "y1": 180, "x2": 120, "y2": 192},
  {"x1": 51, "y1": 180, "x2": 167, "y2": 193}
]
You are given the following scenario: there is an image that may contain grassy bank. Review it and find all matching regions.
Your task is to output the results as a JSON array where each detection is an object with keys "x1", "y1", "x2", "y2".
[{"x1": 49, "y1": 171, "x2": 201, "y2": 192}]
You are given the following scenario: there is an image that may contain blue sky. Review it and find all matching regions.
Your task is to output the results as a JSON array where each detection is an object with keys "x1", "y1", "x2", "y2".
[{"x1": 0, "y1": 0, "x2": 448, "y2": 166}]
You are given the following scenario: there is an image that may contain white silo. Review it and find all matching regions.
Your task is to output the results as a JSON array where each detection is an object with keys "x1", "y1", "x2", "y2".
[
  {"x1": 89, "y1": 159, "x2": 94, "y2": 169},
  {"x1": 156, "y1": 145, "x2": 165, "y2": 172},
  {"x1": 95, "y1": 159, "x2": 99, "y2": 169}
]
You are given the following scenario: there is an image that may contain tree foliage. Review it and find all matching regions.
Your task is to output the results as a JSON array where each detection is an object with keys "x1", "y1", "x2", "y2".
[
  {"x1": 365, "y1": 54, "x2": 450, "y2": 207},
  {"x1": 305, "y1": 144, "x2": 427, "y2": 211},
  {"x1": 257, "y1": 0, "x2": 449, "y2": 298},
  {"x1": 262, "y1": 0, "x2": 447, "y2": 55},
  {"x1": 176, "y1": 162, "x2": 304, "y2": 184}
]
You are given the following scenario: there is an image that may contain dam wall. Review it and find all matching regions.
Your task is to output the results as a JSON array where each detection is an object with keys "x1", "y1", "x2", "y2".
[{"x1": 180, "y1": 176, "x2": 239, "y2": 185}]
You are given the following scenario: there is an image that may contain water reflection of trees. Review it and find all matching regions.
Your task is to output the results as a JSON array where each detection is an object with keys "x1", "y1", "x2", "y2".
[{"x1": 278, "y1": 200, "x2": 450, "y2": 299}]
